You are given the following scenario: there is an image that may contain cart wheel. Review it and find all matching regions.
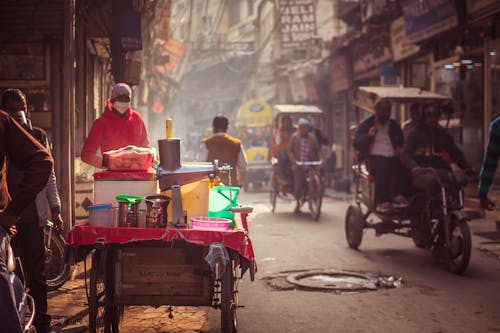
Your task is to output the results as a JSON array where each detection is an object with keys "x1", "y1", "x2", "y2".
[
  {"x1": 220, "y1": 264, "x2": 237, "y2": 333},
  {"x1": 445, "y1": 215, "x2": 471, "y2": 275},
  {"x1": 345, "y1": 205, "x2": 364, "y2": 249},
  {"x1": 89, "y1": 249, "x2": 107, "y2": 333},
  {"x1": 308, "y1": 173, "x2": 323, "y2": 221},
  {"x1": 269, "y1": 173, "x2": 278, "y2": 213}
]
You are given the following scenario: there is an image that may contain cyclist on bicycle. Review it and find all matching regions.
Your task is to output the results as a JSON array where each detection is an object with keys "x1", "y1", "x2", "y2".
[{"x1": 287, "y1": 118, "x2": 321, "y2": 214}]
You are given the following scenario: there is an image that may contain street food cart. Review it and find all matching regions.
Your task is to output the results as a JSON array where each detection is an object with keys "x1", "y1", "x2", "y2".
[{"x1": 68, "y1": 133, "x2": 256, "y2": 333}]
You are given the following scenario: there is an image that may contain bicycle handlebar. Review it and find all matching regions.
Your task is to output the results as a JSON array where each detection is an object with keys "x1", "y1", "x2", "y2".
[{"x1": 295, "y1": 161, "x2": 323, "y2": 166}]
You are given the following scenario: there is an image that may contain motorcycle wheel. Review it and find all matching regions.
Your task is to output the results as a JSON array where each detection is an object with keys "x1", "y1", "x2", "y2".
[
  {"x1": 345, "y1": 205, "x2": 364, "y2": 249},
  {"x1": 44, "y1": 229, "x2": 72, "y2": 291},
  {"x1": 445, "y1": 216, "x2": 471, "y2": 275}
]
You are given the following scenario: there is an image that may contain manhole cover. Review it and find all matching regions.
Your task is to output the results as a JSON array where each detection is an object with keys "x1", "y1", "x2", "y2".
[{"x1": 287, "y1": 270, "x2": 378, "y2": 291}]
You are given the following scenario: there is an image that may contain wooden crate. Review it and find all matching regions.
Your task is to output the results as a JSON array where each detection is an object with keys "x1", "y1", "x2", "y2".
[{"x1": 114, "y1": 243, "x2": 212, "y2": 306}]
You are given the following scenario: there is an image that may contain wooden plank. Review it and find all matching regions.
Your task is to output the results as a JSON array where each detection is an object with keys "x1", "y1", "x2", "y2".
[
  {"x1": 114, "y1": 245, "x2": 213, "y2": 299},
  {"x1": 116, "y1": 294, "x2": 211, "y2": 307}
]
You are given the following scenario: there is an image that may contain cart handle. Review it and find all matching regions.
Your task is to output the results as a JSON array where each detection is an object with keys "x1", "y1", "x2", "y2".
[{"x1": 230, "y1": 206, "x2": 253, "y2": 232}]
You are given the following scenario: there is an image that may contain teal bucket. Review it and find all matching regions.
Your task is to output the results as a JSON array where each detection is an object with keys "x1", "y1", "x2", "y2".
[{"x1": 208, "y1": 186, "x2": 239, "y2": 227}]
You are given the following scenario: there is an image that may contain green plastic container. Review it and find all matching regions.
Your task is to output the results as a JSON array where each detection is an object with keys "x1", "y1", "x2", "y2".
[{"x1": 208, "y1": 186, "x2": 239, "y2": 228}]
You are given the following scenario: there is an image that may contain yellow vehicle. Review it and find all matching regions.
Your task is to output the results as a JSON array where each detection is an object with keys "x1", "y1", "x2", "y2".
[{"x1": 235, "y1": 99, "x2": 273, "y2": 191}]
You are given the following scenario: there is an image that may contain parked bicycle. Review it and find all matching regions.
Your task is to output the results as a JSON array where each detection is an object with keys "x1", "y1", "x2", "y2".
[{"x1": 44, "y1": 220, "x2": 72, "y2": 291}]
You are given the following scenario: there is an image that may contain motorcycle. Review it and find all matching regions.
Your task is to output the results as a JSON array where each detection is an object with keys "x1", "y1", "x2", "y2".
[{"x1": 1, "y1": 232, "x2": 37, "y2": 333}]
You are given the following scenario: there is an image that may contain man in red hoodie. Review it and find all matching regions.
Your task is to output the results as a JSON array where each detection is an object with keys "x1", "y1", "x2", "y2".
[{"x1": 81, "y1": 83, "x2": 150, "y2": 168}]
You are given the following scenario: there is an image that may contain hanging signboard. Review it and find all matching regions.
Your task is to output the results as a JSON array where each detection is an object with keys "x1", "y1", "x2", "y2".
[
  {"x1": 351, "y1": 29, "x2": 393, "y2": 81},
  {"x1": 402, "y1": 0, "x2": 458, "y2": 44},
  {"x1": 391, "y1": 17, "x2": 420, "y2": 62},
  {"x1": 276, "y1": 0, "x2": 317, "y2": 49},
  {"x1": 466, "y1": 0, "x2": 500, "y2": 22},
  {"x1": 161, "y1": 38, "x2": 187, "y2": 74},
  {"x1": 120, "y1": 10, "x2": 142, "y2": 51}
]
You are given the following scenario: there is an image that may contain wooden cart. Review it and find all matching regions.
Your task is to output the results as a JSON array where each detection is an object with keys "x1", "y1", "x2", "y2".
[{"x1": 68, "y1": 208, "x2": 255, "y2": 333}]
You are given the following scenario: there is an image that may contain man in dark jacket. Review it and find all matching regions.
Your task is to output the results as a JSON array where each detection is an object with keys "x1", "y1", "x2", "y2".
[
  {"x1": 402, "y1": 104, "x2": 472, "y2": 194},
  {"x1": 0, "y1": 108, "x2": 53, "y2": 333},
  {"x1": 1, "y1": 89, "x2": 56, "y2": 333},
  {"x1": 354, "y1": 100, "x2": 406, "y2": 212}
]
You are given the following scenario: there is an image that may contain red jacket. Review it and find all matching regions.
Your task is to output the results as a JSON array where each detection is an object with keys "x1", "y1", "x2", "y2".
[{"x1": 81, "y1": 100, "x2": 150, "y2": 168}]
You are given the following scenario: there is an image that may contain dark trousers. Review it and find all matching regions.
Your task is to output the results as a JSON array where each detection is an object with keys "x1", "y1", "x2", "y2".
[
  {"x1": 0, "y1": 226, "x2": 23, "y2": 333},
  {"x1": 293, "y1": 167, "x2": 307, "y2": 201},
  {"x1": 368, "y1": 155, "x2": 402, "y2": 205},
  {"x1": 276, "y1": 151, "x2": 290, "y2": 180},
  {"x1": 11, "y1": 221, "x2": 51, "y2": 331}
]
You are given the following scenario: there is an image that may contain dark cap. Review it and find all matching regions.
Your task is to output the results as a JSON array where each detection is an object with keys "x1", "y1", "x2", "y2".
[
  {"x1": 111, "y1": 83, "x2": 132, "y2": 101},
  {"x1": 213, "y1": 115, "x2": 229, "y2": 129}
]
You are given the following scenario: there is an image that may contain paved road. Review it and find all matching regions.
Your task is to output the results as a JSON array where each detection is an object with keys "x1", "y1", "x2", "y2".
[
  {"x1": 203, "y1": 191, "x2": 500, "y2": 333},
  {"x1": 49, "y1": 191, "x2": 500, "y2": 332}
]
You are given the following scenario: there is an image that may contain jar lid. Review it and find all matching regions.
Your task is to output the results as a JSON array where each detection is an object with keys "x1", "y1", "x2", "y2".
[{"x1": 88, "y1": 203, "x2": 112, "y2": 210}]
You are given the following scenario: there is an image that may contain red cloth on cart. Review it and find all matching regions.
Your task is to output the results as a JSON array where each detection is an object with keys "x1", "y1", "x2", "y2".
[{"x1": 68, "y1": 225, "x2": 255, "y2": 261}]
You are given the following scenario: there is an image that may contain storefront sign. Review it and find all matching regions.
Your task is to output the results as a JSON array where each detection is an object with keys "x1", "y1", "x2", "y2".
[
  {"x1": 351, "y1": 30, "x2": 393, "y2": 81},
  {"x1": 276, "y1": 0, "x2": 317, "y2": 49},
  {"x1": 120, "y1": 10, "x2": 142, "y2": 51},
  {"x1": 391, "y1": 17, "x2": 420, "y2": 62},
  {"x1": 330, "y1": 54, "x2": 351, "y2": 93},
  {"x1": 466, "y1": 0, "x2": 500, "y2": 22},
  {"x1": 402, "y1": 0, "x2": 458, "y2": 44}
]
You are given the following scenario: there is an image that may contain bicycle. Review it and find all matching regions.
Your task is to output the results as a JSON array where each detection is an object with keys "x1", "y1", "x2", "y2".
[
  {"x1": 270, "y1": 160, "x2": 324, "y2": 221},
  {"x1": 44, "y1": 220, "x2": 72, "y2": 291}
]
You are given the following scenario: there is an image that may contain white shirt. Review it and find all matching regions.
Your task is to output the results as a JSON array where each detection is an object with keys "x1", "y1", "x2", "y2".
[
  {"x1": 371, "y1": 124, "x2": 395, "y2": 157},
  {"x1": 196, "y1": 132, "x2": 248, "y2": 170}
]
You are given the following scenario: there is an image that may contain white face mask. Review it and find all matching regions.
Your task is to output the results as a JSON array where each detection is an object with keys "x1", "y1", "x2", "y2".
[
  {"x1": 113, "y1": 101, "x2": 130, "y2": 113},
  {"x1": 12, "y1": 110, "x2": 28, "y2": 126}
]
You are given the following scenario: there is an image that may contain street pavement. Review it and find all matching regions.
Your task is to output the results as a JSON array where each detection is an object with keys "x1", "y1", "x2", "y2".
[{"x1": 48, "y1": 188, "x2": 500, "y2": 332}]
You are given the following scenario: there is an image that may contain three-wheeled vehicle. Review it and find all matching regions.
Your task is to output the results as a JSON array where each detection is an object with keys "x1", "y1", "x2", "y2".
[
  {"x1": 345, "y1": 86, "x2": 472, "y2": 274},
  {"x1": 235, "y1": 99, "x2": 273, "y2": 191},
  {"x1": 269, "y1": 104, "x2": 325, "y2": 221}
]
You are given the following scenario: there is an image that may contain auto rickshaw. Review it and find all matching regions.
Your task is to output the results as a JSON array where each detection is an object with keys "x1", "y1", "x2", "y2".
[
  {"x1": 269, "y1": 104, "x2": 325, "y2": 221},
  {"x1": 235, "y1": 99, "x2": 273, "y2": 191},
  {"x1": 345, "y1": 86, "x2": 473, "y2": 274}
]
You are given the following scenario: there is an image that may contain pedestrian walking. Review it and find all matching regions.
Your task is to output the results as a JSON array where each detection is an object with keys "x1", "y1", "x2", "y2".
[
  {"x1": 478, "y1": 116, "x2": 500, "y2": 210},
  {"x1": 0, "y1": 106, "x2": 53, "y2": 333},
  {"x1": 1, "y1": 88, "x2": 58, "y2": 333}
]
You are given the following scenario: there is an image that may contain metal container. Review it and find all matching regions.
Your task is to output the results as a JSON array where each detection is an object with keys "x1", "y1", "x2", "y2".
[
  {"x1": 144, "y1": 194, "x2": 170, "y2": 228},
  {"x1": 158, "y1": 138, "x2": 181, "y2": 171},
  {"x1": 116, "y1": 195, "x2": 142, "y2": 227}
]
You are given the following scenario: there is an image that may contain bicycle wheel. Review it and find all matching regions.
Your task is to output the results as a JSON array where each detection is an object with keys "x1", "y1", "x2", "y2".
[
  {"x1": 220, "y1": 262, "x2": 237, "y2": 333},
  {"x1": 89, "y1": 249, "x2": 108, "y2": 333},
  {"x1": 44, "y1": 230, "x2": 71, "y2": 291},
  {"x1": 308, "y1": 173, "x2": 323, "y2": 221}
]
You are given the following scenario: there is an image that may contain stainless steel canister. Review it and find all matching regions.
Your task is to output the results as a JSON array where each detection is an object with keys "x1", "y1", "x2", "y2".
[{"x1": 144, "y1": 194, "x2": 170, "y2": 228}]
